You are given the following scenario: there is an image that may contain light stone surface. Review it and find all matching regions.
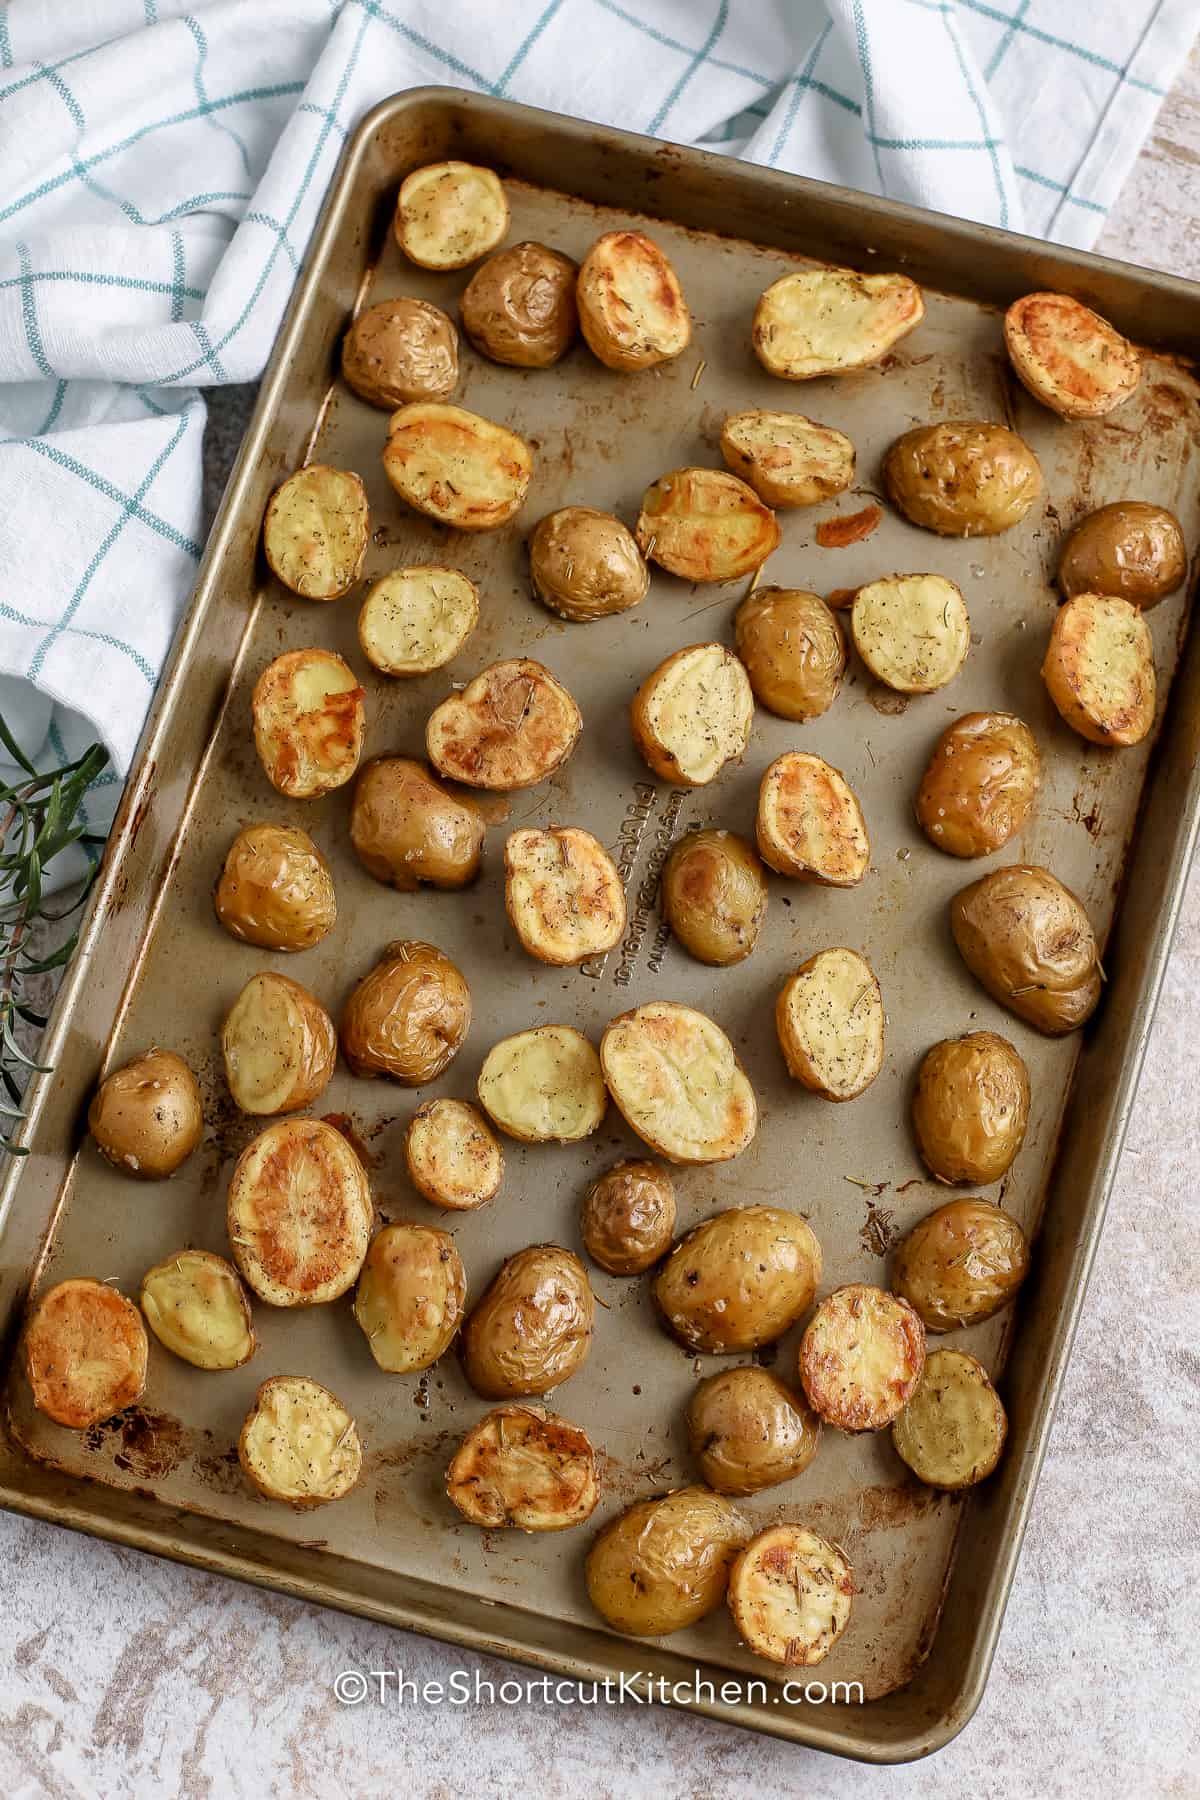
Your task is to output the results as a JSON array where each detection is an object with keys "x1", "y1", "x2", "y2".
[{"x1": 5, "y1": 57, "x2": 1200, "y2": 1797}]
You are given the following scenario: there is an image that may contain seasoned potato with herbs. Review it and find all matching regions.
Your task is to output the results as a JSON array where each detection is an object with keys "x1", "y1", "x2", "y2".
[
  {"x1": 461, "y1": 241, "x2": 579, "y2": 367},
  {"x1": 720, "y1": 410, "x2": 855, "y2": 508},
  {"x1": 1041, "y1": 593, "x2": 1156, "y2": 747},
  {"x1": 462, "y1": 1245, "x2": 594, "y2": 1398},
  {"x1": 1004, "y1": 291, "x2": 1140, "y2": 420},
  {"x1": 477, "y1": 1024, "x2": 606, "y2": 1143},
  {"x1": 215, "y1": 823, "x2": 336, "y2": 952},
  {"x1": 601, "y1": 1002, "x2": 757, "y2": 1164},
  {"x1": 227, "y1": 1117, "x2": 372, "y2": 1307},
  {"x1": 1058, "y1": 501, "x2": 1186, "y2": 609},
  {"x1": 661, "y1": 829, "x2": 767, "y2": 966},
  {"x1": 916, "y1": 713, "x2": 1041, "y2": 859},
  {"x1": 221, "y1": 971, "x2": 337, "y2": 1117},
  {"x1": 349, "y1": 757, "x2": 484, "y2": 892},
  {"x1": 528, "y1": 507, "x2": 649, "y2": 622},
  {"x1": 851, "y1": 574, "x2": 970, "y2": 693},
  {"x1": 576, "y1": 230, "x2": 690, "y2": 371},
  {"x1": 735, "y1": 587, "x2": 845, "y2": 722},
  {"x1": 504, "y1": 826, "x2": 627, "y2": 965},
  {"x1": 446, "y1": 1404, "x2": 598, "y2": 1531},
  {"x1": 405, "y1": 1098, "x2": 503, "y2": 1211},
  {"x1": 728, "y1": 1525, "x2": 853, "y2": 1666},
  {"x1": 357, "y1": 566, "x2": 478, "y2": 676},
  {"x1": 654, "y1": 1206, "x2": 822, "y2": 1353},
  {"x1": 950, "y1": 864, "x2": 1101, "y2": 1035},
  {"x1": 262, "y1": 465, "x2": 368, "y2": 600},
  {"x1": 353, "y1": 1222, "x2": 466, "y2": 1374},
  {"x1": 687, "y1": 1367, "x2": 820, "y2": 1495},
  {"x1": 394, "y1": 160, "x2": 508, "y2": 269},
  {"x1": 799, "y1": 1284, "x2": 926, "y2": 1432},
  {"x1": 252, "y1": 647, "x2": 364, "y2": 800},
  {"x1": 893, "y1": 1198, "x2": 1030, "y2": 1332},
  {"x1": 24, "y1": 1279, "x2": 148, "y2": 1430},
  {"x1": 383, "y1": 403, "x2": 532, "y2": 530},
  {"x1": 238, "y1": 1376, "x2": 362, "y2": 1507},
  {"x1": 635, "y1": 468, "x2": 780, "y2": 582},
  {"x1": 580, "y1": 1159, "x2": 676, "y2": 1276},
  {"x1": 776, "y1": 947, "x2": 884, "y2": 1101},
  {"x1": 140, "y1": 1250, "x2": 255, "y2": 1371},
  {"x1": 585, "y1": 1488, "x2": 749, "y2": 1637},
  {"x1": 427, "y1": 658, "x2": 581, "y2": 790},
  {"x1": 340, "y1": 940, "x2": 471, "y2": 1085},
  {"x1": 631, "y1": 643, "x2": 754, "y2": 786},
  {"x1": 912, "y1": 1032, "x2": 1030, "y2": 1186},
  {"x1": 893, "y1": 1348, "x2": 1008, "y2": 1489},
  {"x1": 756, "y1": 751, "x2": 869, "y2": 885},
  {"x1": 883, "y1": 422, "x2": 1042, "y2": 538},
  {"x1": 752, "y1": 266, "x2": 924, "y2": 379},
  {"x1": 89, "y1": 1047, "x2": 202, "y2": 1180},
  {"x1": 341, "y1": 296, "x2": 458, "y2": 408}
]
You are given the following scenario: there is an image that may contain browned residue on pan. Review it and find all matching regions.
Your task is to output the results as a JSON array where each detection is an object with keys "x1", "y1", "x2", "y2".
[{"x1": 816, "y1": 504, "x2": 883, "y2": 548}]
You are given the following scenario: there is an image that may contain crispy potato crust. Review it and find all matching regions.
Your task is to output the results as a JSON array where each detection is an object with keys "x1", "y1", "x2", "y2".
[
  {"x1": 1041, "y1": 592, "x2": 1156, "y2": 746},
  {"x1": 394, "y1": 161, "x2": 508, "y2": 270},
  {"x1": 653, "y1": 1205, "x2": 822, "y2": 1353},
  {"x1": 461, "y1": 241, "x2": 579, "y2": 368},
  {"x1": 601, "y1": 1002, "x2": 757, "y2": 1165},
  {"x1": 528, "y1": 506, "x2": 649, "y2": 622},
  {"x1": 735, "y1": 587, "x2": 845, "y2": 722},
  {"x1": 893, "y1": 1198, "x2": 1030, "y2": 1332},
  {"x1": 776, "y1": 948, "x2": 884, "y2": 1101},
  {"x1": 340, "y1": 940, "x2": 471, "y2": 1085},
  {"x1": 661, "y1": 829, "x2": 767, "y2": 967},
  {"x1": 752, "y1": 267, "x2": 923, "y2": 379},
  {"x1": 462, "y1": 1245, "x2": 595, "y2": 1399},
  {"x1": 383, "y1": 402, "x2": 532, "y2": 530},
  {"x1": 88, "y1": 1047, "x2": 203, "y2": 1180},
  {"x1": 756, "y1": 751, "x2": 869, "y2": 885},
  {"x1": 406, "y1": 1098, "x2": 503, "y2": 1211},
  {"x1": 1058, "y1": 501, "x2": 1186, "y2": 609},
  {"x1": 851, "y1": 574, "x2": 970, "y2": 694},
  {"x1": 215, "y1": 823, "x2": 336, "y2": 951},
  {"x1": 227, "y1": 1118, "x2": 372, "y2": 1307},
  {"x1": 950, "y1": 863, "x2": 1101, "y2": 1034},
  {"x1": 221, "y1": 972, "x2": 337, "y2": 1117},
  {"x1": 585, "y1": 1488, "x2": 749, "y2": 1636},
  {"x1": 631, "y1": 643, "x2": 754, "y2": 787},
  {"x1": 426, "y1": 658, "x2": 581, "y2": 790},
  {"x1": 916, "y1": 712, "x2": 1041, "y2": 859},
  {"x1": 140, "y1": 1250, "x2": 255, "y2": 1371},
  {"x1": 883, "y1": 421, "x2": 1042, "y2": 538},
  {"x1": 798, "y1": 1283, "x2": 926, "y2": 1432},
  {"x1": 687, "y1": 1368, "x2": 821, "y2": 1496},
  {"x1": 251, "y1": 648, "x2": 365, "y2": 800},
  {"x1": 349, "y1": 757, "x2": 484, "y2": 892},
  {"x1": 238, "y1": 1375, "x2": 362, "y2": 1507},
  {"x1": 580, "y1": 1159, "x2": 676, "y2": 1276},
  {"x1": 357, "y1": 566, "x2": 479, "y2": 676},
  {"x1": 353, "y1": 1222, "x2": 466, "y2": 1373},
  {"x1": 341, "y1": 297, "x2": 458, "y2": 408},
  {"x1": 728, "y1": 1525, "x2": 853, "y2": 1666},
  {"x1": 720, "y1": 410, "x2": 855, "y2": 509},
  {"x1": 446, "y1": 1404, "x2": 599, "y2": 1530},
  {"x1": 477, "y1": 1024, "x2": 607, "y2": 1143},
  {"x1": 24, "y1": 1279, "x2": 148, "y2": 1429},
  {"x1": 576, "y1": 230, "x2": 691, "y2": 371},
  {"x1": 1004, "y1": 291, "x2": 1140, "y2": 420},
  {"x1": 911, "y1": 1031, "x2": 1030, "y2": 1185},
  {"x1": 892, "y1": 1348, "x2": 1007, "y2": 1489},
  {"x1": 504, "y1": 826, "x2": 626, "y2": 965},
  {"x1": 262, "y1": 465, "x2": 368, "y2": 600},
  {"x1": 635, "y1": 468, "x2": 780, "y2": 582}
]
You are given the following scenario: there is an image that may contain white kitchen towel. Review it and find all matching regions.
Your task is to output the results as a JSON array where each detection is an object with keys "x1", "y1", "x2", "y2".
[{"x1": 0, "y1": 0, "x2": 1193, "y2": 888}]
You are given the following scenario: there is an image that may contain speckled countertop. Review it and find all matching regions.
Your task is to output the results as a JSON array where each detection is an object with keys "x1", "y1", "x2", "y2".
[{"x1": 4, "y1": 57, "x2": 1200, "y2": 1800}]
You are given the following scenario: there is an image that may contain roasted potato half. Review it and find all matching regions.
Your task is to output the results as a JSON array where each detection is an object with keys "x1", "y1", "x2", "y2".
[
  {"x1": 756, "y1": 751, "x2": 869, "y2": 886},
  {"x1": 580, "y1": 1159, "x2": 676, "y2": 1275},
  {"x1": 776, "y1": 947, "x2": 884, "y2": 1101},
  {"x1": 893, "y1": 1198, "x2": 1030, "y2": 1332},
  {"x1": 221, "y1": 972, "x2": 336, "y2": 1117},
  {"x1": 720, "y1": 410, "x2": 855, "y2": 509},
  {"x1": 353, "y1": 1222, "x2": 466, "y2": 1374},
  {"x1": 1041, "y1": 593, "x2": 1155, "y2": 747},
  {"x1": 349, "y1": 757, "x2": 484, "y2": 892},
  {"x1": 504, "y1": 826, "x2": 627, "y2": 965},
  {"x1": 950, "y1": 864, "x2": 1101, "y2": 1035},
  {"x1": 752, "y1": 266, "x2": 923, "y2": 379},
  {"x1": 252, "y1": 647, "x2": 364, "y2": 800},
  {"x1": 654, "y1": 1206, "x2": 822, "y2": 1353},
  {"x1": 357, "y1": 566, "x2": 479, "y2": 677},
  {"x1": 228, "y1": 1118, "x2": 372, "y2": 1307},
  {"x1": 728, "y1": 1526, "x2": 853, "y2": 1666},
  {"x1": 89, "y1": 1047, "x2": 203, "y2": 1180},
  {"x1": 735, "y1": 587, "x2": 845, "y2": 723},
  {"x1": 427, "y1": 658, "x2": 581, "y2": 790},
  {"x1": 576, "y1": 230, "x2": 690, "y2": 371},
  {"x1": 892, "y1": 1348, "x2": 1008, "y2": 1489},
  {"x1": 528, "y1": 506, "x2": 649, "y2": 623},
  {"x1": 884, "y1": 421, "x2": 1042, "y2": 538},
  {"x1": 912, "y1": 1031, "x2": 1030, "y2": 1185},
  {"x1": 238, "y1": 1376, "x2": 362, "y2": 1507},
  {"x1": 462, "y1": 1245, "x2": 594, "y2": 1399},
  {"x1": 687, "y1": 1367, "x2": 820, "y2": 1496},
  {"x1": 446, "y1": 1404, "x2": 598, "y2": 1531},
  {"x1": 660, "y1": 828, "x2": 768, "y2": 966},
  {"x1": 24, "y1": 1279, "x2": 148, "y2": 1430},
  {"x1": 799, "y1": 1284, "x2": 926, "y2": 1432},
  {"x1": 1058, "y1": 501, "x2": 1186, "y2": 609},
  {"x1": 1004, "y1": 291, "x2": 1140, "y2": 419},
  {"x1": 461, "y1": 241, "x2": 579, "y2": 368},
  {"x1": 477, "y1": 1024, "x2": 607, "y2": 1143},
  {"x1": 585, "y1": 1488, "x2": 749, "y2": 1637},
  {"x1": 140, "y1": 1250, "x2": 255, "y2": 1371},
  {"x1": 851, "y1": 574, "x2": 970, "y2": 694},
  {"x1": 341, "y1": 297, "x2": 458, "y2": 408},
  {"x1": 383, "y1": 403, "x2": 532, "y2": 531},
  {"x1": 340, "y1": 940, "x2": 471, "y2": 1086},
  {"x1": 215, "y1": 823, "x2": 336, "y2": 952},
  {"x1": 916, "y1": 712, "x2": 1041, "y2": 859},
  {"x1": 406, "y1": 1098, "x2": 503, "y2": 1211},
  {"x1": 394, "y1": 160, "x2": 508, "y2": 270},
  {"x1": 631, "y1": 643, "x2": 754, "y2": 787},
  {"x1": 635, "y1": 468, "x2": 780, "y2": 582},
  {"x1": 262, "y1": 464, "x2": 368, "y2": 600},
  {"x1": 601, "y1": 1001, "x2": 757, "y2": 1164}
]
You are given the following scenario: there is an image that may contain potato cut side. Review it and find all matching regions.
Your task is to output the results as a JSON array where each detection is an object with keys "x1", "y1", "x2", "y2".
[
  {"x1": 446, "y1": 1404, "x2": 599, "y2": 1531},
  {"x1": 427, "y1": 658, "x2": 581, "y2": 790},
  {"x1": 140, "y1": 1250, "x2": 255, "y2": 1371},
  {"x1": 631, "y1": 643, "x2": 754, "y2": 786},
  {"x1": 1004, "y1": 291, "x2": 1140, "y2": 420},
  {"x1": 636, "y1": 468, "x2": 780, "y2": 582},
  {"x1": 251, "y1": 647, "x2": 365, "y2": 799},
  {"x1": 263, "y1": 464, "x2": 369, "y2": 600},
  {"x1": 227, "y1": 1118, "x2": 372, "y2": 1307},
  {"x1": 477, "y1": 1025, "x2": 607, "y2": 1143},
  {"x1": 352, "y1": 1222, "x2": 466, "y2": 1374},
  {"x1": 383, "y1": 402, "x2": 532, "y2": 531},
  {"x1": 238, "y1": 1375, "x2": 362, "y2": 1507},
  {"x1": 720, "y1": 410, "x2": 855, "y2": 509},
  {"x1": 753, "y1": 267, "x2": 924, "y2": 379},
  {"x1": 776, "y1": 948, "x2": 884, "y2": 1101},
  {"x1": 851, "y1": 575, "x2": 970, "y2": 694},
  {"x1": 756, "y1": 752, "x2": 869, "y2": 885},
  {"x1": 799, "y1": 1284, "x2": 926, "y2": 1432},
  {"x1": 24, "y1": 1279, "x2": 148, "y2": 1430},
  {"x1": 600, "y1": 1001, "x2": 757, "y2": 1164},
  {"x1": 357, "y1": 566, "x2": 479, "y2": 676},
  {"x1": 221, "y1": 971, "x2": 337, "y2": 1116},
  {"x1": 576, "y1": 230, "x2": 691, "y2": 371},
  {"x1": 394, "y1": 160, "x2": 508, "y2": 270},
  {"x1": 728, "y1": 1525, "x2": 853, "y2": 1666},
  {"x1": 406, "y1": 1098, "x2": 503, "y2": 1211},
  {"x1": 504, "y1": 826, "x2": 627, "y2": 965},
  {"x1": 1041, "y1": 592, "x2": 1155, "y2": 747},
  {"x1": 892, "y1": 1348, "x2": 1007, "y2": 1489}
]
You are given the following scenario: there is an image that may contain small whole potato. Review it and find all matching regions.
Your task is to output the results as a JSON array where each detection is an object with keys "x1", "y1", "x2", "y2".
[
  {"x1": 340, "y1": 941, "x2": 471, "y2": 1084},
  {"x1": 950, "y1": 864, "x2": 1101, "y2": 1035},
  {"x1": 654, "y1": 1205, "x2": 822, "y2": 1353},
  {"x1": 214, "y1": 823, "x2": 337, "y2": 952},
  {"x1": 89, "y1": 1047, "x2": 203, "y2": 1179},
  {"x1": 24, "y1": 1279, "x2": 148, "y2": 1430},
  {"x1": 353, "y1": 1222, "x2": 467, "y2": 1373},
  {"x1": 462, "y1": 1245, "x2": 595, "y2": 1399},
  {"x1": 349, "y1": 757, "x2": 484, "y2": 892},
  {"x1": 916, "y1": 713, "x2": 1041, "y2": 859},
  {"x1": 893, "y1": 1198, "x2": 1030, "y2": 1331},
  {"x1": 461, "y1": 241, "x2": 579, "y2": 368},
  {"x1": 686, "y1": 1367, "x2": 820, "y2": 1495},
  {"x1": 576, "y1": 230, "x2": 690, "y2": 371},
  {"x1": 580, "y1": 1159, "x2": 676, "y2": 1275},
  {"x1": 661, "y1": 829, "x2": 768, "y2": 966},
  {"x1": 528, "y1": 506, "x2": 649, "y2": 622},
  {"x1": 341, "y1": 297, "x2": 459, "y2": 407},
  {"x1": 585, "y1": 1488, "x2": 749, "y2": 1636},
  {"x1": 1058, "y1": 502, "x2": 1186, "y2": 609},
  {"x1": 734, "y1": 587, "x2": 845, "y2": 722},
  {"x1": 911, "y1": 1031, "x2": 1030, "y2": 1185},
  {"x1": 883, "y1": 421, "x2": 1042, "y2": 537}
]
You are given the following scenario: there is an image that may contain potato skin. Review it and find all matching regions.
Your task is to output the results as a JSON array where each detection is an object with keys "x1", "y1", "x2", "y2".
[
  {"x1": 349, "y1": 757, "x2": 483, "y2": 892},
  {"x1": 24, "y1": 1279, "x2": 148, "y2": 1429},
  {"x1": 462, "y1": 1245, "x2": 594, "y2": 1399},
  {"x1": 950, "y1": 864, "x2": 1101, "y2": 1035},
  {"x1": 576, "y1": 230, "x2": 690, "y2": 371},
  {"x1": 221, "y1": 971, "x2": 337, "y2": 1116},
  {"x1": 893, "y1": 1198, "x2": 1030, "y2": 1332},
  {"x1": 735, "y1": 587, "x2": 845, "y2": 722},
  {"x1": 580, "y1": 1159, "x2": 676, "y2": 1275},
  {"x1": 461, "y1": 241, "x2": 578, "y2": 368},
  {"x1": 916, "y1": 713, "x2": 1040, "y2": 859},
  {"x1": 1041, "y1": 593, "x2": 1155, "y2": 747},
  {"x1": 912, "y1": 1031, "x2": 1030, "y2": 1186},
  {"x1": 686, "y1": 1368, "x2": 820, "y2": 1495},
  {"x1": 353, "y1": 1222, "x2": 466, "y2": 1373},
  {"x1": 215, "y1": 823, "x2": 337, "y2": 951},
  {"x1": 528, "y1": 507, "x2": 649, "y2": 622},
  {"x1": 585, "y1": 1488, "x2": 749, "y2": 1636},
  {"x1": 654, "y1": 1206, "x2": 822, "y2": 1354},
  {"x1": 1058, "y1": 502, "x2": 1186, "y2": 609},
  {"x1": 661, "y1": 829, "x2": 767, "y2": 967},
  {"x1": 340, "y1": 940, "x2": 471, "y2": 1084},
  {"x1": 446, "y1": 1404, "x2": 598, "y2": 1531},
  {"x1": 341, "y1": 297, "x2": 458, "y2": 407},
  {"x1": 883, "y1": 421, "x2": 1042, "y2": 537},
  {"x1": 89, "y1": 1047, "x2": 203, "y2": 1179}
]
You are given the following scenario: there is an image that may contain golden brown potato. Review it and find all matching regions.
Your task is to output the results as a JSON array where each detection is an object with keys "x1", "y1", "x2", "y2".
[
  {"x1": 24, "y1": 1279, "x2": 148, "y2": 1429},
  {"x1": 892, "y1": 1348, "x2": 1007, "y2": 1489},
  {"x1": 262, "y1": 464, "x2": 368, "y2": 600},
  {"x1": 950, "y1": 864, "x2": 1102, "y2": 1035},
  {"x1": 426, "y1": 658, "x2": 581, "y2": 790},
  {"x1": 1041, "y1": 593, "x2": 1155, "y2": 747},
  {"x1": 601, "y1": 1002, "x2": 757, "y2": 1164},
  {"x1": 477, "y1": 1025, "x2": 607, "y2": 1143},
  {"x1": 585, "y1": 1488, "x2": 749, "y2": 1636},
  {"x1": 631, "y1": 643, "x2": 754, "y2": 787},
  {"x1": 357, "y1": 566, "x2": 478, "y2": 676},
  {"x1": 340, "y1": 941, "x2": 471, "y2": 1085},
  {"x1": 88, "y1": 1047, "x2": 202, "y2": 1180},
  {"x1": 883, "y1": 422, "x2": 1042, "y2": 538},
  {"x1": 687, "y1": 1368, "x2": 820, "y2": 1495},
  {"x1": 798, "y1": 1284, "x2": 925, "y2": 1432},
  {"x1": 580, "y1": 1159, "x2": 676, "y2": 1276},
  {"x1": 893, "y1": 1198, "x2": 1030, "y2": 1332},
  {"x1": 383, "y1": 403, "x2": 532, "y2": 531},
  {"x1": 215, "y1": 823, "x2": 336, "y2": 952},
  {"x1": 654, "y1": 1206, "x2": 822, "y2": 1353},
  {"x1": 353, "y1": 1222, "x2": 466, "y2": 1374},
  {"x1": 504, "y1": 826, "x2": 627, "y2": 965},
  {"x1": 405, "y1": 1098, "x2": 503, "y2": 1211},
  {"x1": 660, "y1": 829, "x2": 767, "y2": 967},
  {"x1": 728, "y1": 1526, "x2": 853, "y2": 1666},
  {"x1": 252, "y1": 647, "x2": 365, "y2": 800},
  {"x1": 221, "y1": 972, "x2": 336, "y2": 1118},
  {"x1": 1004, "y1": 291, "x2": 1140, "y2": 420},
  {"x1": 528, "y1": 506, "x2": 649, "y2": 622},
  {"x1": 140, "y1": 1250, "x2": 255, "y2": 1371},
  {"x1": 912, "y1": 1032, "x2": 1030, "y2": 1186},
  {"x1": 916, "y1": 712, "x2": 1041, "y2": 859},
  {"x1": 394, "y1": 160, "x2": 508, "y2": 270},
  {"x1": 341, "y1": 297, "x2": 458, "y2": 408},
  {"x1": 576, "y1": 230, "x2": 690, "y2": 371},
  {"x1": 635, "y1": 468, "x2": 780, "y2": 582},
  {"x1": 446, "y1": 1404, "x2": 598, "y2": 1531},
  {"x1": 1058, "y1": 502, "x2": 1186, "y2": 609},
  {"x1": 238, "y1": 1376, "x2": 362, "y2": 1507},
  {"x1": 227, "y1": 1117, "x2": 372, "y2": 1307},
  {"x1": 851, "y1": 574, "x2": 970, "y2": 693},
  {"x1": 349, "y1": 757, "x2": 484, "y2": 893},
  {"x1": 720, "y1": 410, "x2": 855, "y2": 508},
  {"x1": 756, "y1": 751, "x2": 869, "y2": 885},
  {"x1": 462, "y1": 1245, "x2": 594, "y2": 1399},
  {"x1": 776, "y1": 947, "x2": 884, "y2": 1101},
  {"x1": 752, "y1": 267, "x2": 924, "y2": 379},
  {"x1": 461, "y1": 241, "x2": 578, "y2": 368},
  {"x1": 734, "y1": 587, "x2": 845, "y2": 722}
]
